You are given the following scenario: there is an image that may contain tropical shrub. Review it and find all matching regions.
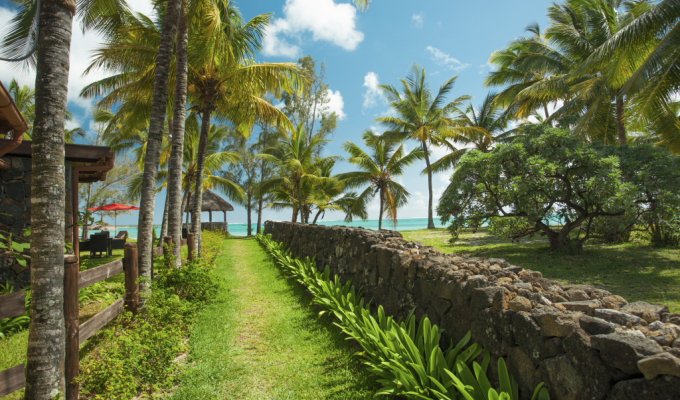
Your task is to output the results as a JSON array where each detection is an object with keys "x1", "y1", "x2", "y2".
[
  {"x1": 258, "y1": 234, "x2": 550, "y2": 400},
  {"x1": 78, "y1": 234, "x2": 220, "y2": 399}
]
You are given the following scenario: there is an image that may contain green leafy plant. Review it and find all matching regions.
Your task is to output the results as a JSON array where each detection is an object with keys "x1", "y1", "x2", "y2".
[{"x1": 258, "y1": 234, "x2": 550, "y2": 400}]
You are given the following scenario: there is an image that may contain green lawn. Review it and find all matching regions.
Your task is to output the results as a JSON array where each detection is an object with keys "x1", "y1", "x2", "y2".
[
  {"x1": 169, "y1": 238, "x2": 374, "y2": 400},
  {"x1": 401, "y1": 229, "x2": 680, "y2": 312}
]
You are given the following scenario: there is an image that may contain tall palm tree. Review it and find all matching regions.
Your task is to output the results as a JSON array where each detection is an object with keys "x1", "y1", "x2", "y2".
[
  {"x1": 337, "y1": 131, "x2": 422, "y2": 230},
  {"x1": 167, "y1": 0, "x2": 190, "y2": 267},
  {"x1": 378, "y1": 65, "x2": 469, "y2": 229},
  {"x1": 136, "y1": 0, "x2": 183, "y2": 287},
  {"x1": 2, "y1": 0, "x2": 78, "y2": 396},
  {"x1": 186, "y1": 3, "x2": 301, "y2": 256}
]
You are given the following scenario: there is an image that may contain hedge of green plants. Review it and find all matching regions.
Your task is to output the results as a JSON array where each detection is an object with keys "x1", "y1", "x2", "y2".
[{"x1": 259, "y1": 234, "x2": 550, "y2": 400}]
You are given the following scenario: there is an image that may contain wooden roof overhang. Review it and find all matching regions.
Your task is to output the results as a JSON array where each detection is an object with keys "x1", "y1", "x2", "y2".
[{"x1": 0, "y1": 140, "x2": 115, "y2": 182}]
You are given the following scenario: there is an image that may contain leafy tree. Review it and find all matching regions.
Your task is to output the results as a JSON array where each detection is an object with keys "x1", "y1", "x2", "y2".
[
  {"x1": 379, "y1": 65, "x2": 469, "y2": 229},
  {"x1": 610, "y1": 144, "x2": 680, "y2": 247},
  {"x1": 437, "y1": 126, "x2": 632, "y2": 252},
  {"x1": 281, "y1": 56, "x2": 337, "y2": 141},
  {"x1": 224, "y1": 133, "x2": 260, "y2": 236},
  {"x1": 337, "y1": 131, "x2": 423, "y2": 230}
]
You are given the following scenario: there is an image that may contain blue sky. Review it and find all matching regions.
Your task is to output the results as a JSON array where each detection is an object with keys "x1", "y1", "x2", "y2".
[{"x1": 0, "y1": 0, "x2": 554, "y2": 225}]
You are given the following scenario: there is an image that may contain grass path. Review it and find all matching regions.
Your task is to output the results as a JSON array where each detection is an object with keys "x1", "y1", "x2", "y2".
[{"x1": 169, "y1": 238, "x2": 374, "y2": 400}]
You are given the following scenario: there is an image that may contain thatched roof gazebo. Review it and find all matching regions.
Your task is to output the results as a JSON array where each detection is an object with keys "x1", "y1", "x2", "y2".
[{"x1": 185, "y1": 189, "x2": 234, "y2": 232}]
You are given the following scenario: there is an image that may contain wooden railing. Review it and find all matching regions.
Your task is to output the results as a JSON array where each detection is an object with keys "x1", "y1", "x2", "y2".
[{"x1": 0, "y1": 243, "x2": 140, "y2": 398}]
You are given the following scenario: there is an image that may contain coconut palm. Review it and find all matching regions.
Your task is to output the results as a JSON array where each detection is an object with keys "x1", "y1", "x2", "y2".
[
  {"x1": 167, "y1": 0, "x2": 190, "y2": 266},
  {"x1": 586, "y1": 0, "x2": 680, "y2": 152},
  {"x1": 2, "y1": 0, "x2": 81, "y2": 396},
  {"x1": 378, "y1": 65, "x2": 469, "y2": 229},
  {"x1": 186, "y1": 3, "x2": 302, "y2": 256},
  {"x1": 337, "y1": 131, "x2": 423, "y2": 230},
  {"x1": 260, "y1": 124, "x2": 340, "y2": 223},
  {"x1": 429, "y1": 92, "x2": 510, "y2": 174},
  {"x1": 487, "y1": 0, "x2": 655, "y2": 145}
]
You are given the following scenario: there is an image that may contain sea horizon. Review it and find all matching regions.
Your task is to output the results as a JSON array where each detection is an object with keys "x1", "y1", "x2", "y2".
[{"x1": 93, "y1": 217, "x2": 447, "y2": 240}]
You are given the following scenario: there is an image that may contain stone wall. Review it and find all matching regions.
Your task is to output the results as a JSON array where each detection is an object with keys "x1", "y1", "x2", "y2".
[{"x1": 264, "y1": 221, "x2": 680, "y2": 400}]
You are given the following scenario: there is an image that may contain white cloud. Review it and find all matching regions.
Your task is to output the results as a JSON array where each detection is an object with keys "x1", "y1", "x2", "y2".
[
  {"x1": 425, "y1": 46, "x2": 469, "y2": 72},
  {"x1": 411, "y1": 13, "x2": 424, "y2": 28},
  {"x1": 263, "y1": 0, "x2": 364, "y2": 58},
  {"x1": 325, "y1": 89, "x2": 346, "y2": 120},
  {"x1": 263, "y1": 19, "x2": 301, "y2": 58},
  {"x1": 0, "y1": 1, "x2": 156, "y2": 119},
  {"x1": 362, "y1": 71, "x2": 383, "y2": 109}
]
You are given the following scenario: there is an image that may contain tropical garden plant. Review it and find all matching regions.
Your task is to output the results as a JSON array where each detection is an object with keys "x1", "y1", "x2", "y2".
[{"x1": 258, "y1": 235, "x2": 550, "y2": 400}]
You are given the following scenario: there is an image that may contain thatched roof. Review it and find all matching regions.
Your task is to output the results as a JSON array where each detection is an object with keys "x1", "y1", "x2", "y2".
[{"x1": 201, "y1": 190, "x2": 234, "y2": 212}]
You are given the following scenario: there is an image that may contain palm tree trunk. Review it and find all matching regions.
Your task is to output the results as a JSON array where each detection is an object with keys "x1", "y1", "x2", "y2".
[
  {"x1": 137, "y1": 0, "x2": 182, "y2": 291},
  {"x1": 616, "y1": 95, "x2": 627, "y2": 145},
  {"x1": 158, "y1": 193, "x2": 169, "y2": 247},
  {"x1": 191, "y1": 109, "x2": 211, "y2": 258},
  {"x1": 25, "y1": 1, "x2": 74, "y2": 397},
  {"x1": 378, "y1": 188, "x2": 384, "y2": 230},
  {"x1": 246, "y1": 193, "x2": 252, "y2": 236},
  {"x1": 167, "y1": 2, "x2": 189, "y2": 268},
  {"x1": 292, "y1": 206, "x2": 298, "y2": 223},
  {"x1": 256, "y1": 196, "x2": 264, "y2": 234},
  {"x1": 422, "y1": 140, "x2": 435, "y2": 229}
]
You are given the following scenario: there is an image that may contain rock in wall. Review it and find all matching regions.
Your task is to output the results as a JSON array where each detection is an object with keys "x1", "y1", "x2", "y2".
[{"x1": 264, "y1": 221, "x2": 680, "y2": 400}]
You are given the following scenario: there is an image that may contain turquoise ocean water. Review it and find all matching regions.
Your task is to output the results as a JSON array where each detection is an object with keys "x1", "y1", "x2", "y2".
[{"x1": 94, "y1": 218, "x2": 446, "y2": 240}]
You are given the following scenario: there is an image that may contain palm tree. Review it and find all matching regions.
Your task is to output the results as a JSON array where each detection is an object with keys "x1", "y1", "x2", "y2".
[
  {"x1": 261, "y1": 124, "x2": 339, "y2": 223},
  {"x1": 186, "y1": 3, "x2": 302, "y2": 256},
  {"x1": 378, "y1": 65, "x2": 469, "y2": 229},
  {"x1": 167, "y1": 0, "x2": 190, "y2": 267},
  {"x1": 586, "y1": 0, "x2": 680, "y2": 152},
  {"x1": 337, "y1": 131, "x2": 422, "y2": 230},
  {"x1": 2, "y1": 0, "x2": 77, "y2": 396},
  {"x1": 429, "y1": 92, "x2": 509, "y2": 174},
  {"x1": 487, "y1": 1, "x2": 654, "y2": 145},
  {"x1": 136, "y1": 0, "x2": 183, "y2": 287}
]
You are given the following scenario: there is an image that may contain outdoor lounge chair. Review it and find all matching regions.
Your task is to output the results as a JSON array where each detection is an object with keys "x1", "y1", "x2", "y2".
[
  {"x1": 115, "y1": 230, "x2": 128, "y2": 240},
  {"x1": 89, "y1": 234, "x2": 109, "y2": 257}
]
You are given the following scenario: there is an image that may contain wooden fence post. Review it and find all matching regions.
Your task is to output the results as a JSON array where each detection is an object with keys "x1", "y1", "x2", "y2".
[
  {"x1": 187, "y1": 233, "x2": 195, "y2": 261},
  {"x1": 123, "y1": 243, "x2": 139, "y2": 313},
  {"x1": 64, "y1": 255, "x2": 80, "y2": 400}
]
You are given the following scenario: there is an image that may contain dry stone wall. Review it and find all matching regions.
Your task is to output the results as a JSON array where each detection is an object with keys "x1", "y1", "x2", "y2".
[{"x1": 264, "y1": 221, "x2": 680, "y2": 400}]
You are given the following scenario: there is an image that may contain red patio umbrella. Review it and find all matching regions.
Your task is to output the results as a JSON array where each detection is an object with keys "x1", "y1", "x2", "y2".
[{"x1": 87, "y1": 203, "x2": 140, "y2": 234}]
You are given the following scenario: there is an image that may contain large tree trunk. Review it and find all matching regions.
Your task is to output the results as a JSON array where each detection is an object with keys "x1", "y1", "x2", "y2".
[
  {"x1": 191, "y1": 109, "x2": 211, "y2": 258},
  {"x1": 166, "y1": 2, "x2": 189, "y2": 268},
  {"x1": 136, "y1": 0, "x2": 182, "y2": 291},
  {"x1": 291, "y1": 206, "x2": 298, "y2": 223},
  {"x1": 25, "y1": 1, "x2": 74, "y2": 397},
  {"x1": 378, "y1": 188, "x2": 384, "y2": 230},
  {"x1": 422, "y1": 140, "x2": 435, "y2": 229},
  {"x1": 616, "y1": 95, "x2": 627, "y2": 145},
  {"x1": 246, "y1": 193, "x2": 252, "y2": 236}
]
